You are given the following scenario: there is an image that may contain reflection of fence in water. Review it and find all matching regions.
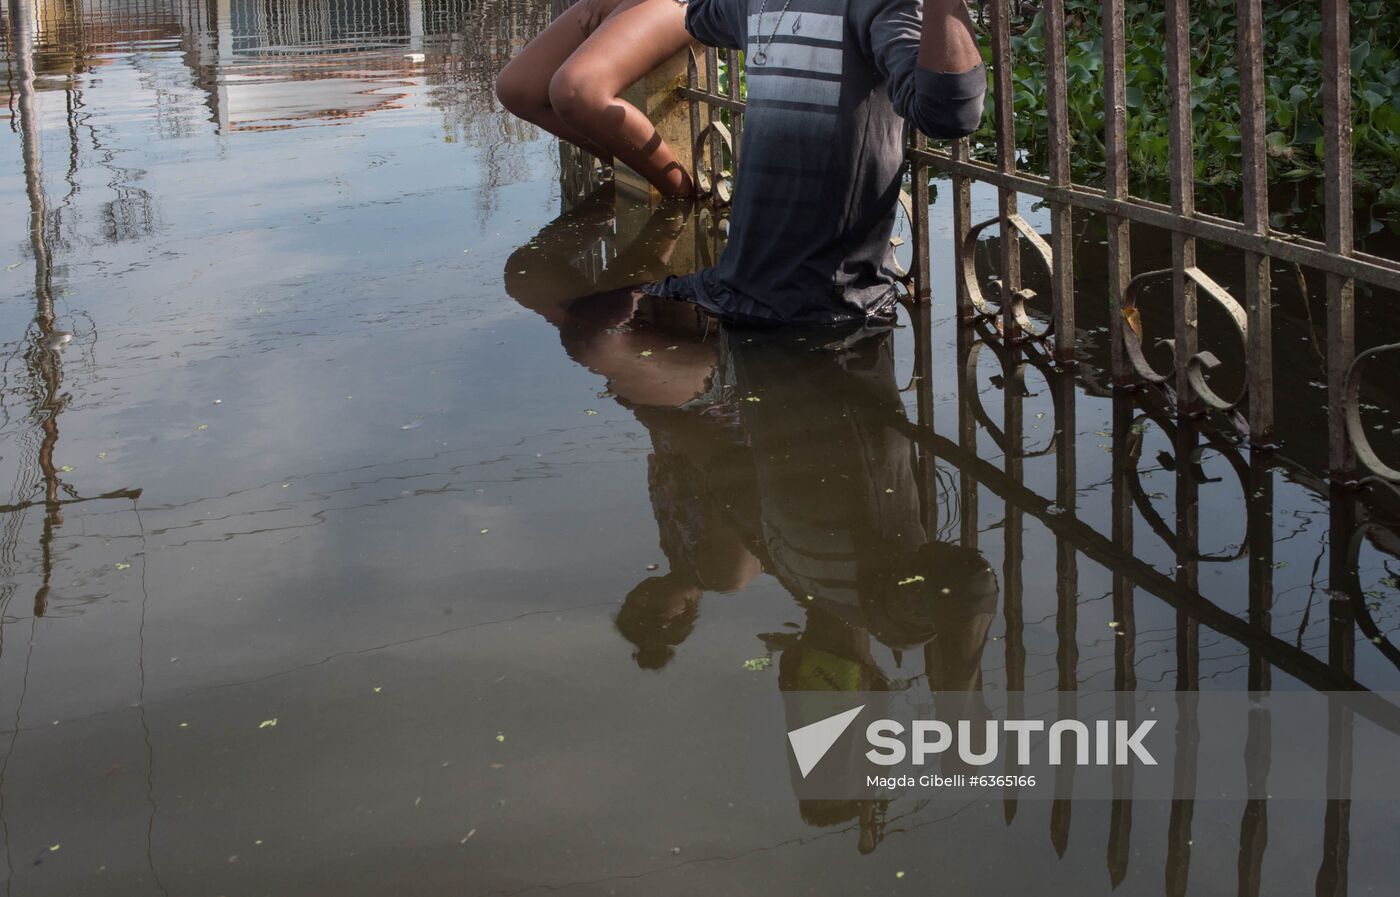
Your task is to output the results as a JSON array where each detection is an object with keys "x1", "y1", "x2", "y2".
[{"x1": 886, "y1": 312, "x2": 1396, "y2": 887}]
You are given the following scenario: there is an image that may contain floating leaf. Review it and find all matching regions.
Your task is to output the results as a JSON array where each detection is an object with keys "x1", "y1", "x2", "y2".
[
  {"x1": 115, "y1": 562, "x2": 131, "y2": 570},
  {"x1": 742, "y1": 657, "x2": 772, "y2": 671},
  {"x1": 259, "y1": 719, "x2": 278, "y2": 729},
  {"x1": 59, "y1": 465, "x2": 74, "y2": 473},
  {"x1": 584, "y1": 409, "x2": 599, "y2": 416},
  {"x1": 897, "y1": 575, "x2": 926, "y2": 586},
  {"x1": 496, "y1": 732, "x2": 505, "y2": 742},
  {"x1": 639, "y1": 350, "x2": 654, "y2": 357},
  {"x1": 197, "y1": 424, "x2": 209, "y2": 431}
]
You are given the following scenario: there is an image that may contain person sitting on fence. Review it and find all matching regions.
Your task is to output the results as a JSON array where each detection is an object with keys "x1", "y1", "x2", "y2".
[
  {"x1": 496, "y1": 0, "x2": 699, "y2": 197},
  {"x1": 647, "y1": 0, "x2": 985, "y2": 325}
]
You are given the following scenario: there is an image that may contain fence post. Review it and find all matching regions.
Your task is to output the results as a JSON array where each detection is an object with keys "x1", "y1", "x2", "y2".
[
  {"x1": 1238, "y1": 0, "x2": 1273, "y2": 444},
  {"x1": 1166, "y1": 0, "x2": 1199, "y2": 414},
  {"x1": 1323, "y1": 0, "x2": 1355, "y2": 479},
  {"x1": 1044, "y1": 0, "x2": 1074, "y2": 362},
  {"x1": 990, "y1": 0, "x2": 1022, "y2": 340},
  {"x1": 1103, "y1": 0, "x2": 1132, "y2": 386}
]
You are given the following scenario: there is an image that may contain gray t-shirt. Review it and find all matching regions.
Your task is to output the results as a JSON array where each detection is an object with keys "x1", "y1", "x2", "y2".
[{"x1": 647, "y1": 0, "x2": 986, "y2": 325}]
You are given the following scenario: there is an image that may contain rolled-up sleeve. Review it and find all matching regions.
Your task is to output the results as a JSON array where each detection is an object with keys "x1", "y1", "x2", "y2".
[
  {"x1": 863, "y1": 0, "x2": 987, "y2": 138},
  {"x1": 685, "y1": 0, "x2": 745, "y2": 51}
]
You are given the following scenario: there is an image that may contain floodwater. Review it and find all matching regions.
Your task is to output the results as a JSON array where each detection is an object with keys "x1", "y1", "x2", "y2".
[{"x1": 2, "y1": 1, "x2": 1400, "y2": 896}]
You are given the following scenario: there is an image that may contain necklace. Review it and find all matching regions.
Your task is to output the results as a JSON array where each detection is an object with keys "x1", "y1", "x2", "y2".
[{"x1": 749, "y1": 0, "x2": 795, "y2": 66}]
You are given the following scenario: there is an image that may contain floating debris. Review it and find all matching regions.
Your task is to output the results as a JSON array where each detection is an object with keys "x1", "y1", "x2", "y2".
[
  {"x1": 584, "y1": 409, "x2": 599, "y2": 416},
  {"x1": 479, "y1": 528, "x2": 490, "y2": 535},
  {"x1": 639, "y1": 350, "x2": 654, "y2": 357},
  {"x1": 258, "y1": 719, "x2": 278, "y2": 729},
  {"x1": 197, "y1": 424, "x2": 209, "y2": 431},
  {"x1": 742, "y1": 657, "x2": 772, "y2": 671},
  {"x1": 460, "y1": 829, "x2": 476, "y2": 844},
  {"x1": 496, "y1": 732, "x2": 505, "y2": 742},
  {"x1": 115, "y1": 562, "x2": 131, "y2": 571},
  {"x1": 404, "y1": 52, "x2": 426, "y2": 63},
  {"x1": 897, "y1": 575, "x2": 926, "y2": 586},
  {"x1": 43, "y1": 332, "x2": 72, "y2": 351},
  {"x1": 59, "y1": 465, "x2": 74, "y2": 473}
]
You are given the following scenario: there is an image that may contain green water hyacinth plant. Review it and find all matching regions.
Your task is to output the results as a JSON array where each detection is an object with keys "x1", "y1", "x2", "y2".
[{"x1": 969, "y1": 0, "x2": 1400, "y2": 225}]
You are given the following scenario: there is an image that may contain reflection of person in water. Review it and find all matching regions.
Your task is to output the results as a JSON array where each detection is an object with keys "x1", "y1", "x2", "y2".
[{"x1": 504, "y1": 203, "x2": 997, "y2": 851}]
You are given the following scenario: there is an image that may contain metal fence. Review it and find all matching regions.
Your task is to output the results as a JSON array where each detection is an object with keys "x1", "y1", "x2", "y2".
[{"x1": 675, "y1": 0, "x2": 1400, "y2": 488}]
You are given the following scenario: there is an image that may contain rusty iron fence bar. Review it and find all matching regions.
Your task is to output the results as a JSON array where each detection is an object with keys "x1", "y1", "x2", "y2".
[
  {"x1": 1103, "y1": 0, "x2": 1132, "y2": 385},
  {"x1": 1165, "y1": 0, "x2": 1198, "y2": 415},
  {"x1": 990, "y1": 0, "x2": 1022, "y2": 341},
  {"x1": 1043, "y1": 0, "x2": 1073, "y2": 361},
  {"x1": 1323, "y1": 0, "x2": 1356, "y2": 479},
  {"x1": 1238, "y1": 0, "x2": 1273, "y2": 444}
]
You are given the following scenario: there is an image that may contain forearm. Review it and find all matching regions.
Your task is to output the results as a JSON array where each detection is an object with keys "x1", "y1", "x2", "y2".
[{"x1": 918, "y1": 0, "x2": 980, "y2": 73}]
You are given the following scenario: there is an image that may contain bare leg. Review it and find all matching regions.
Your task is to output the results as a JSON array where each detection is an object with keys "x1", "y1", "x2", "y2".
[
  {"x1": 495, "y1": 2, "x2": 614, "y2": 161},
  {"x1": 497, "y1": 0, "x2": 695, "y2": 197},
  {"x1": 550, "y1": 0, "x2": 694, "y2": 197}
]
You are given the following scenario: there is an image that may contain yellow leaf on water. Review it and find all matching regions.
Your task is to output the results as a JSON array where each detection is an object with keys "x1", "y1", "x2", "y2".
[{"x1": 1122, "y1": 306, "x2": 1143, "y2": 340}]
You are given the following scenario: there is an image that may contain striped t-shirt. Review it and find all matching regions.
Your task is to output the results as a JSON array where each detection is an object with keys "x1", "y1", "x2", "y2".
[{"x1": 647, "y1": 0, "x2": 986, "y2": 325}]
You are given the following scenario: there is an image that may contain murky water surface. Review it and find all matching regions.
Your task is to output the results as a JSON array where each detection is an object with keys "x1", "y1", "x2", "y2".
[{"x1": 3, "y1": 2, "x2": 1400, "y2": 895}]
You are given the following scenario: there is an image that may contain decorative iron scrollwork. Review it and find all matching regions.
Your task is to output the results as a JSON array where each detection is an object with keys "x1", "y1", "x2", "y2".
[
  {"x1": 1121, "y1": 266, "x2": 1251, "y2": 430},
  {"x1": 1344, "y1": 342, "x2": 1400, "y2": 484},
  {"x1": 890, "y1": 189, "x2": 915, "y2": 282},
  {"x1": 960, "y1": 213, "x2": 1057, "y2": 340},
  {"x1": 691, "y1": 120, "x2": 734, "y2": 207}
]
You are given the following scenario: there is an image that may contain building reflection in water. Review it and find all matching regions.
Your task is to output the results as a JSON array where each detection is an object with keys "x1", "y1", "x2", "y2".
[
  {"x1": 506, "y1": 177, "x2": 1400, "y2": 888},
  {"x1": 3, "y1": 0, "x2": 548, "y2": 139}
]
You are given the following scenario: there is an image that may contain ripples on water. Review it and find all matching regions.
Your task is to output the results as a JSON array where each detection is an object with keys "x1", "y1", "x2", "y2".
[{"x1": 1, "y1": 1, "x2": 1399, "y2": 895}]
